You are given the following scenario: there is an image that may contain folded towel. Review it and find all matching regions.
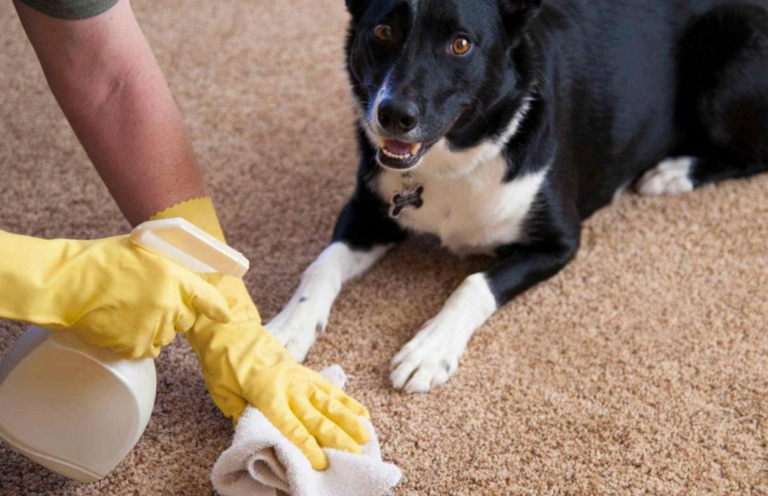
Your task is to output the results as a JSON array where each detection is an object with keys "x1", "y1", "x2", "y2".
[{"x1": 211, "y1": 366, "x2": 402, "y2": 496}]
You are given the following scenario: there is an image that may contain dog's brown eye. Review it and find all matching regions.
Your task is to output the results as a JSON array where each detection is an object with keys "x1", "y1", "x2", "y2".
[
  {"x1": 452, "y1": 37, "x2": 471, "y2": 55},
  {"x1": 375, "y1": 25, "x2": 394, "y2": 41}
]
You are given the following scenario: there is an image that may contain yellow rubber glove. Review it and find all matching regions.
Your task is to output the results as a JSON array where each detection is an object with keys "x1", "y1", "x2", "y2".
[
  {"x1": 0, "y1": 230, "x2": 232, "y2": 359},
  {"x1": 151, "y1": 198, "x2": 370, "y2": 470}
]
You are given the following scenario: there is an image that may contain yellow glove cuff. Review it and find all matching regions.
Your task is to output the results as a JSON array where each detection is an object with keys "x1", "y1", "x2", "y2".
[{"x1": 150, "y1": 197, "x2": 226, "y2": 243}]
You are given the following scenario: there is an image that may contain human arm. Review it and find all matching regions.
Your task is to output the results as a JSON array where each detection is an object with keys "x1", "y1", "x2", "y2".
[
  {"x1": 13, "y1": 1, "x2": 371, "y2": 468},
  {"x1": 14, "y1": 0, "x2": 206, "y2": 226},
  {"x1": 2, "y1": 1, "x2": 228, "y2": 357}
]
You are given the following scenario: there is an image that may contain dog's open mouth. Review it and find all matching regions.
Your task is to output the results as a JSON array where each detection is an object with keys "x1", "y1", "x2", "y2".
[{"x1": 376, "y1": 139, "x2": 435, "y2": 170}]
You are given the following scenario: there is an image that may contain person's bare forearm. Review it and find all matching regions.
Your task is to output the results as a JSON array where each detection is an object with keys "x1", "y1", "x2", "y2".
[{"x1": 14, "y1": 0, "x2": 205, "y2": 226}]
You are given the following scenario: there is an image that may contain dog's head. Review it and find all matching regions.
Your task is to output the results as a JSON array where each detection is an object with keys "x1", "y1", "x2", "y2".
[{"x1": 345, "y1": 0, "x2": 542, "y2": 171}]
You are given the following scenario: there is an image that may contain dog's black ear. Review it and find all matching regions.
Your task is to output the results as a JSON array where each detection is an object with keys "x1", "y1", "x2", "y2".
[
  {"x1": 345, "y1": 0, "x2": 368, "y2": 19},
  {"x1": 498, "y1": 0, "x2": 543, "y2": 33}
]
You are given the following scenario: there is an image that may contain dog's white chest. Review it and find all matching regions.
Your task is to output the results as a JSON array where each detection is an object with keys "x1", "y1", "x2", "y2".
[{"x1": 376, "y1": 145, "x2": 548, "y2": 256}]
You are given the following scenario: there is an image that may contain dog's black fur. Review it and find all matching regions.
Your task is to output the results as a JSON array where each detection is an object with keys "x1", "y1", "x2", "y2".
[{"x1": 337, "y1": 0, "x2": 768, "y2": 305}]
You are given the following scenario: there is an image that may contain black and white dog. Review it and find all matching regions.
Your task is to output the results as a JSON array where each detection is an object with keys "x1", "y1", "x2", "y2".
[{"x1": 267, "y1": 0, "x2": 768, "y2": 393}]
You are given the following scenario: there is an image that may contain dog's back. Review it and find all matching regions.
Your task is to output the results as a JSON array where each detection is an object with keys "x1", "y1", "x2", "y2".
[{"x1": 535, "y1": 0, "x2": 768, "y2": 216}]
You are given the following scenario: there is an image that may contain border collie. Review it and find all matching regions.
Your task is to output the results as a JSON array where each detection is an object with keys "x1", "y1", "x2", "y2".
[{"x1": 267, "y1": 0, "x2": 768, "y2": 393}]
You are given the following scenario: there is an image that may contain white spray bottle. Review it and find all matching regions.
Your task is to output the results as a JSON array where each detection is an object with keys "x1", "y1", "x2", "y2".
[{"x1": 0, "y1": 218, "x2": 249, "y2": 483}]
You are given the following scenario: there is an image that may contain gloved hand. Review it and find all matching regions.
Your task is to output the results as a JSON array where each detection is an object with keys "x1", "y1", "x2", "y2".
[
  {"x1": 151, "y1": 198, "x2": 371, "y2": 470},
  {"x1": 0, "y1": 230, "x2": 232, "y2": 359}
]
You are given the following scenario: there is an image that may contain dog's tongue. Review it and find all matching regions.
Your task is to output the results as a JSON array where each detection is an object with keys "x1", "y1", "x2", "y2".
[{"x1": 383, "y1": 139, "x2": 412, "y2": 155}]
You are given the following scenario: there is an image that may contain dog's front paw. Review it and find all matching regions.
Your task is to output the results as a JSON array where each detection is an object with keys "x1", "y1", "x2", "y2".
[
  {"x1": 389, "y1": 319, "x2": 466, "y2": 394},
  {"x1": 265, "y1": 298, "x2": 328, "y2": 363}
]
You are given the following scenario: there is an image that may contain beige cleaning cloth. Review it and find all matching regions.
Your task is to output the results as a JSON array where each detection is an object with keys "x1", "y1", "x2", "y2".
[{"x1": 211, "y1": 365, "x2": 402, "y2": 496}]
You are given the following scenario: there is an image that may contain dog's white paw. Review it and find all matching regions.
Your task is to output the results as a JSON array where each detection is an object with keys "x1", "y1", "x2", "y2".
[
  {"x1": 637, "y1": 157, "x2": 695, "y2": 196},
  {"x1": 265, "y1": 298, "x2": 328, "y2": 363},
  {"x1": 390, "y1": 274, "x2": 497, "y2": 394},
  {"x1": 390, "y1": 319, "x2": 466, "y2": 394}
]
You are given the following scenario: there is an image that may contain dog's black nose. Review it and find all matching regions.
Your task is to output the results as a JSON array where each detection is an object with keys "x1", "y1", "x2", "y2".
[{"x1": 378, "y1": 99, "x2": 419, "y2": 134}]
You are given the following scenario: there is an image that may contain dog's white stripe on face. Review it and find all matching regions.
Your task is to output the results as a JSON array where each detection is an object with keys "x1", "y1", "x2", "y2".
[
  {"x1": 367, "y1": 71, "x2": 392, "y2": 125},
  {"x1": 266, "y1": 242, "x2": 390, "y2": 362},
  {"x1": 390, "y1": 273, "x2": 497, "y2": 393}
]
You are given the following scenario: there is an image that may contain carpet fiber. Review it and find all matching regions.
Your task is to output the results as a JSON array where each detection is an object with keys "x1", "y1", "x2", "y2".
[{"x1": 1, "y1": 1, "x2": 767, "y2": 494}]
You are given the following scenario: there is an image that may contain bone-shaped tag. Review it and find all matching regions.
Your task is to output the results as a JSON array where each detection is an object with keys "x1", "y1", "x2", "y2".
[{"x1": 389, "y1": 185, "x2": 424, "y2": 219}]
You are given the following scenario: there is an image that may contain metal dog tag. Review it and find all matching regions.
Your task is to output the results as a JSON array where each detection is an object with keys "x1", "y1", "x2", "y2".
[{"x1": 389, "y1": 184, "x2": 424, "y2": 219}]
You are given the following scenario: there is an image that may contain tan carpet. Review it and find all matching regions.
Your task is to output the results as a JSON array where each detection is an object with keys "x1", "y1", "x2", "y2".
[{"x1": 1, "y1": 0, "x2": 767, "y2": 494}]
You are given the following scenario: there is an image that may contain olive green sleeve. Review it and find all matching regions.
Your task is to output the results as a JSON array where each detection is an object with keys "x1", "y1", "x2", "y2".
[{"x1": 15, "y1": 0, "x2": 119, "y2": 20}]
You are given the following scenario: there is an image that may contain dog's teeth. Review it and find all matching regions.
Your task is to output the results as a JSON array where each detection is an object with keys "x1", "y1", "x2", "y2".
[
  {"x1": 381, "y1": 148, "x2": 410, "y2": 160},
  {"x1": 410, "y1": 143, "x2": 422, "y2": 156},
  {"x1": 379, "y1": 138, "x2": 386, "y2": 148}
]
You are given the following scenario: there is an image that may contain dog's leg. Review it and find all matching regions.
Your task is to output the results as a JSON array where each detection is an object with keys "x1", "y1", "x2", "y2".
[
  {"x1": 391, "y1": 237, "x2": 580, "y2": 393},
  {"x1": 266, "y1": 242, "x2": 391, "y2": 361},
  {"x1": 636, "y1": 157, "x2": 696, "y2": 196},
  {"x1": 390, "y1": 273, "x2": 497, "y2": 393},
  {"x1": 267, "y1": 188, "x2": 406, "y2": 362}
]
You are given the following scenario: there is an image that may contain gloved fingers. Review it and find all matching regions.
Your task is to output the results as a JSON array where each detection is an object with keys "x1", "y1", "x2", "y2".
[
  {"x1": 133, "y1": 324, "x2": 166, "y2": 359},
  {"x1": 314, "y1": 381, "x2": 371, "y2": 420},
  {"x1": 154, "y1": 320, "x2": 178, "y2": 350},
  {"x1": 174, "y1": 308, "x2": 197, "y2": 334},
  {"x1": 111, "y1": 333, "x2": 159, "y2": 360},
  {"x1": 100, "y1": 340, "x2": 138, "y2": 361},
  {"x1": 271, "y1": 410, "x2": 329, "y2": 470},
  {"x1": 203, "y1": 272, "x2": 225, "y2": 287},
  {"x1": 310, "y1": 391, "x2": 370, "y2": 446},
  {"x1": 222, "y1": 396, "x2": 249, "y2": 424},
  {"x1": 184, "y1": 276, "x2": 233, "y2": 324},
  {"x1": 113, "y1": 347, "x2": 144, "y2": 360},
  {"x1": 336, "y1": 394, "x2": 371, "y2": 421},
  {"x1": 291, "y1": 392, "x2": 362, "y2": 457},
  {"x1": 128, "y1": 317, "x2": 179, "y2": 360}
]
